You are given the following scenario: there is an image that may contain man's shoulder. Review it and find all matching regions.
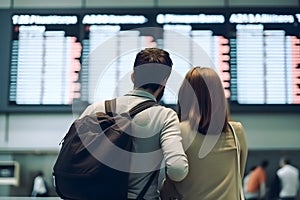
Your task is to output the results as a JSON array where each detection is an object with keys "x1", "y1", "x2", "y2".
[
  {"x1": 79, "y1": 102, "x2": 105, "y2": 118},
  {"x1": 81, "y1": 97, "x2": 177, "y2": 119},
  {"x1": 251, "y1": 167, "x2": 262, "y2": 175},
  {"x1": 287, "y1": 165, "x2": 299, "y2": 173},
  {"x1": 153, "y1": 104, "x2": 178, "y2": 117}
]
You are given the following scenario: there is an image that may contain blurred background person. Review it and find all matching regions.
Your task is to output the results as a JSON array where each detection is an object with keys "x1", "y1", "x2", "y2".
[
  {"x1": 31, "y1": 171, "x2": 49, "y2": 197},
  {"x1": 277, "y1": 157, "x2": 299, "y2": 200},
  {"x1": 244, "y1": 166, "x2": 257, "y2": 200},
  {"x1": 245, "y1": 160, "x2": 269, "y2": 200}
]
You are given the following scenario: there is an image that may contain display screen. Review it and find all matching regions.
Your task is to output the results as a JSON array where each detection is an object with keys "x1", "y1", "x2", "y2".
[
  {"x1": 10, "y1": 14, "x2": 81, "y2": 105},
  {"x1": 229, "y1": 12, "x2": 300, "y2": 105},
  {"x1": 0, "y1": 8, "x2": 299, "y2": 113},
  {"x1": 81, "y1": 13, "x2": 156, "y2": 104},
  {"x1": 0, "y1": 161, "x2": 20, "y2": 186}
]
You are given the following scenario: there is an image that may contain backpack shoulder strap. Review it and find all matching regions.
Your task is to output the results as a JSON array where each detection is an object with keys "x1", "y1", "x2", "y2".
[
  {"x1": 105, "y1": 98, "x2": 116, "y2": 117},
  {"x1": 105, "y1": 99, "x2": 156, "y2": 118},
  {"x1": 136, "y1": 170, "x2": 158, "y2": 200},
  {"x1": 104, "y1": 98, "x2": 157, "y2": 199},
  {"x1": 128, "y1": 100, "x2": 156, "y2": 118}
]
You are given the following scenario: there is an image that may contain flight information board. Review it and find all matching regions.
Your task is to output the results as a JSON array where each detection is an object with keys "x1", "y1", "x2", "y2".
[
  {"x1": 81, "y1": 13, "x2": 157, "y2": 104},
  {"x1": 9, "y1": 14, "x2": 81, "y2": 105},
  {"x1": 80, "y1": 11, "x2": 231, "y2": 105},
  {"x1": 0, "y1": 8, "x2": 299, "y2": 113},
  {"x1": 229, "y1": 11, "x2": 300, "y2": 105},
  {"x1": 155, "y1": 12, "x2": 230, "y2": 104}
]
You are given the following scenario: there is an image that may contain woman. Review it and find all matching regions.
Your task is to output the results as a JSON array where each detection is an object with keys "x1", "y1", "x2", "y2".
[{"x1": 175, "y1": 67, "x2": 248, "y2": 199}]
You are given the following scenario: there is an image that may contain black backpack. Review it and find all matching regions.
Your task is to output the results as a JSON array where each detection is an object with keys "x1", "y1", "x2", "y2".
[{"x1": 53, "y1": 99, "x2": 157, "y2": 200}]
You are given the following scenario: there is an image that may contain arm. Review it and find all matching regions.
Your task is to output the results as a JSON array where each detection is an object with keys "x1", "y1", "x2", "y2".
[
  {"x1": 259, "y1": 182, "x2": 266, "y2": 198},
  {"x1": 160, "y1": 109, "x2": 189, "y2": 182}
]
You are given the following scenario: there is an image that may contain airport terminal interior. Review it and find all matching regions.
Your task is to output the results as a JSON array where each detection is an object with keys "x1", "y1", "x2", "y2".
[{"x1": 0, "y1": 0, "x2": 300, "y2": 199}]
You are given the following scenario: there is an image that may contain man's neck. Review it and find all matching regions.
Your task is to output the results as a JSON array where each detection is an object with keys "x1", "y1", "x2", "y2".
[{"x1": 135, "y1": 87, "x2": 154, "y2": 95}]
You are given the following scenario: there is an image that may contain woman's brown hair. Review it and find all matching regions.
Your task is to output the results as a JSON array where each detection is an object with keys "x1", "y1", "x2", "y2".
[{"x1": 177, "y1": 67, "x2": 229, "y2": 135}]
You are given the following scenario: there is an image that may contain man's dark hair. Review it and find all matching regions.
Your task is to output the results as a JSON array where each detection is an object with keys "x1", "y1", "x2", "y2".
[{"x1": 133, "y1": 48, "x2": 173, "y2": 92}]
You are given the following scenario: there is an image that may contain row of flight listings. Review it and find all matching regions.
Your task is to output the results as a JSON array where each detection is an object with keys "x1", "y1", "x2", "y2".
[{"x1": 9, "y1": 12, "x2": 300, "y2": 106}]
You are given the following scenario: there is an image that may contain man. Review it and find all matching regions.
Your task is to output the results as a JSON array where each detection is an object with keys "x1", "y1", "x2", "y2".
[
  {"x1": 277, "y1": 157, "x2": 299, "y2": 200},
  {"x1": 80, "y1": 47, "x2": 188, "y2": 200},
  {"x1": 246, "y1": 160, "x2": 269, "y2": 200}
]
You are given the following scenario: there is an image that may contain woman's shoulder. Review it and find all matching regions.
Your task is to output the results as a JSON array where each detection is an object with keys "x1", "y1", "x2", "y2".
[
  {"x1": 229, "y1": 121, "x2": 244, "y2": 133},
  {"x1": 179, "y1": 121, "x2": 199, "y2": 135},
  {"x1": 228, "y1": 121, "x2": 247, "y2": 148},
  {"x1": 179, "y1": 120, "x2": 190, "y2": 128},
  {"x1": 179, "y1": 121, "x2": 200, "y2": 150}
]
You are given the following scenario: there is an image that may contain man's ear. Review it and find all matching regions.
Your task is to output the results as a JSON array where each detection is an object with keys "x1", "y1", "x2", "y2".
[
  {"x1": 131, "y1": 72, "x2": 135, "y2": 84},
  {"x1": 161, "y1": 77, "x2": 168, "y2": 86}
]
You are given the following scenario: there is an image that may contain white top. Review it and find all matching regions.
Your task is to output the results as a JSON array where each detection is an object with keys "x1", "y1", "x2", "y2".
[
  {"x1": 243, "y1": 172, "x2": 257, "y2": 199},
  {"x1": 277, "y1": 164, "x2": 299, "y2": 197},
  {"x1": 80, "y1": 89, "x2": 189, "y2": 200},
  {"x1": 32, "y1": 176, "x2": 47, "y2": 195}
]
